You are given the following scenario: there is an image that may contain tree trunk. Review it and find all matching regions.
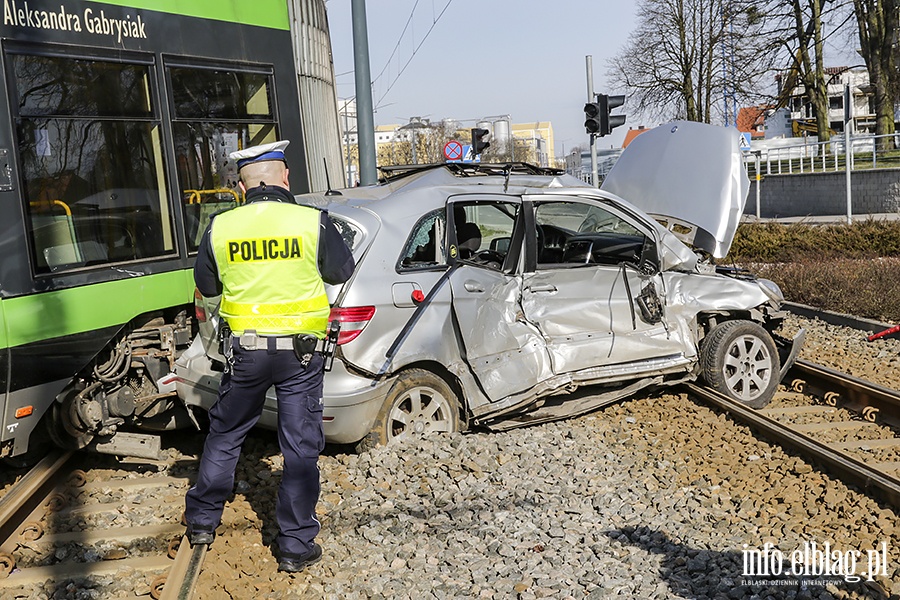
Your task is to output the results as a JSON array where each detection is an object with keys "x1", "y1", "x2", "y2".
[
  {"x1": 854, "y1": 0, "x2": 897, "y2": 152},
  {"x1": 792, "y1": 0, "x2": 830, "y2": 141}
]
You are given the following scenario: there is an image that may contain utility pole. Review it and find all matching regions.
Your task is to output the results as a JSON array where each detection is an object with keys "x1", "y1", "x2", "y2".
[
  {"x1": 844, "y1": 83, "x2": 852, "y2": 224},
  {"x1": 351, "y1": 0, "x2": 377, "y2": 185},
  {"x1": 586, "y1": 55, "x2": 598, "y2": 187}
]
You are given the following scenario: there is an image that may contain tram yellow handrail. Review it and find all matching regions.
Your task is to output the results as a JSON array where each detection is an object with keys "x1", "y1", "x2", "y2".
[
  {"x1": 29, "y1": 199, "x2": 72, "y2": 216},
  {"x1": 184, "y1": 188, "x2": 243, "y2": 204}
]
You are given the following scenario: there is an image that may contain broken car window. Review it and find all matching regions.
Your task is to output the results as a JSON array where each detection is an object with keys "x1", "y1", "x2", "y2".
[{"x1": 398, "y1": 209, "x2": 446, "y2": 270}]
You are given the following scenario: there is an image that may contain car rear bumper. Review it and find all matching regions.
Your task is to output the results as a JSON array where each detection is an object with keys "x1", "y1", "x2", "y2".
[
  {"x1": 321, "y1": 360, "x2": 390, "y2": 444},
  {"x1": 174, "y1": 338, "x2": 390, "y2": 445}
]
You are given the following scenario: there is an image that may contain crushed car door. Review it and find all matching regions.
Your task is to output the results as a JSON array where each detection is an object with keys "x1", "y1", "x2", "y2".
[
  {"x1": 521, "y1": 196, "x2": 683, "y2": 376},
  {"x1": 447, "y1": 197, "x2": 553, "y2": 402}
]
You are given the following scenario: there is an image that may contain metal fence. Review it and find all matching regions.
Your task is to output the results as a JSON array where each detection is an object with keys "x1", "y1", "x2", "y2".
[
  {"x1": 744, "y1": 133, "x2": 900, "y2": 177},
  {"x1": 742, "y1": 133, "x2": 900, "y2": 222}
]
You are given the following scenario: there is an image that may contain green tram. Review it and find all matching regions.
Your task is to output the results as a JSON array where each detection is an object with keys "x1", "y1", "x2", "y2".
[{"x1": 0, "y1": 0, "x2": 318, "y2": 464}]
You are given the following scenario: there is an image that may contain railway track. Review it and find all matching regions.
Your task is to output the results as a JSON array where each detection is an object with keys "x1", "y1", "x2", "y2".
[
  {"x1": 0, "y1": 450, "x2": 205, "y2": 599},
  {"x1": 687, "y1": 304, "x2": 900, "y2": 510}
]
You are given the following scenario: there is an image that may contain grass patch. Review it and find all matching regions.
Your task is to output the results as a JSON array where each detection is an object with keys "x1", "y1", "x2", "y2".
[{"x1": 723, "y1": 219, "x2": 900, "y2": 322}]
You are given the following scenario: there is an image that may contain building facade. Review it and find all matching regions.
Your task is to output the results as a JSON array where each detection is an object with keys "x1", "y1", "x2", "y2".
[
  {"x1": 336, "y1": 100, "x2": 555, "y2": 181},
  {"x1": 770, "y1": 67, "x2": 876, "y2": 136}
]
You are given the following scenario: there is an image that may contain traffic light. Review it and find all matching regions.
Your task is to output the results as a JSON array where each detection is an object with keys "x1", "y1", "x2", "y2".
[
  {"x1": 584, "y1": 102, "x2": 601, "y2": 134},
  {"x1": 598, "y1": 94, "x2": 626, "y2": 136},
  {"x1": 471, "y1": 128, "x2": 490, "y2": 155}
]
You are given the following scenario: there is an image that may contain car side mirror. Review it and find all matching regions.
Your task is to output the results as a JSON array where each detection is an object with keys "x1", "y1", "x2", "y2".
[
  {"x1": 638, "y1": 237, "x2": 659, "y2": 275},
  {"x1": 490, "y1": 236, "x2": 510, "y2": 253}
]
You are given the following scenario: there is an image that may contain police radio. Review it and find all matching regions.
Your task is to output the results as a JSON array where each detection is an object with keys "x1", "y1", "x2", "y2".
[{"x1": 322, "y1": 319, "x2": 341, "y2": 372}]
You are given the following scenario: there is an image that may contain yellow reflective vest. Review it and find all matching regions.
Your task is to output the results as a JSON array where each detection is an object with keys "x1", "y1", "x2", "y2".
[{"x1": 210, "y1": 201, "x2": 330, "y2": 337}]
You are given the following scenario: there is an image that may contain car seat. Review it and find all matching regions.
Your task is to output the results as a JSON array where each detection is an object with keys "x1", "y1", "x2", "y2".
[{"x1": 457, "y1": 222, "x2": 481, "y2": 258}]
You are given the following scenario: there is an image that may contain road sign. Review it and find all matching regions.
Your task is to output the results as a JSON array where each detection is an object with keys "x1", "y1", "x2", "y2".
[
  {"x1": 443, "y1": 140, "x2": 463, "y2": 162},
  {"x1": 461, "y1": 144, "x2": 481, "y2": 163},
  {"x1": 739, "y1": 132, "x2": 752, "y2": 151}
]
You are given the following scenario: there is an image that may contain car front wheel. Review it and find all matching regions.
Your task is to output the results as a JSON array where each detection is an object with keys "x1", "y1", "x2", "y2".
[
  {"x1": 700, "y1": 320, "x2": 780, "y2": 409},
  {"x1": 357, "y1": 369, "x2": 461, "y2": 452}
]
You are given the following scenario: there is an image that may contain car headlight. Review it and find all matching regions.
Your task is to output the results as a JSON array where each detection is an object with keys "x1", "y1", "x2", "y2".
[{"x1": 757, "y1": 278, "x2": 784, "y2": 303}]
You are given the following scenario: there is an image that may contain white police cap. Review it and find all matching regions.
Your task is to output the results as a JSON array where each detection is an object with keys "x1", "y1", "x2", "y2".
[{"x1": 229, "y1": 140, "x2": 290, "y2": 169}]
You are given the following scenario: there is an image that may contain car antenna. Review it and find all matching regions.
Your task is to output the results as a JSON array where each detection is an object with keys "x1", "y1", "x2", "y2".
[
  {"x1": 503, "y1": 164, "x2": 511, "y2": 193},
  {"x1": 323, "y1": 158, "x2": 342, "y2": 196}
]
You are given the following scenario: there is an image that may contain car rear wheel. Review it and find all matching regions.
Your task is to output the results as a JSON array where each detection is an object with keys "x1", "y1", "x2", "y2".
[
  {"x1": 357, "y1": 369, "x2": 460, "y2": 452},
  {"x1": 700, "y1": 320, "x2": 780, "y2": 409}
]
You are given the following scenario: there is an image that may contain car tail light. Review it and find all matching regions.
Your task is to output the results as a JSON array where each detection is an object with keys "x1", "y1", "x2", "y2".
[
  {"x1": 194, "y1": 288, "x2": 207, "y2": 323},
  {"x1": 329, "y1": 306, "x2": 375, "y2": 345}
]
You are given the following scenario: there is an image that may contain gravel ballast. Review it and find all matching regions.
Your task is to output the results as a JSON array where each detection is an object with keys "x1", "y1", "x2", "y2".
[
  {"x1": 190, "y1": 314, "x2": 900, "y2": 600},
  {"x1": 3, "y1": 314, "x2": 900, "y2": 599}
]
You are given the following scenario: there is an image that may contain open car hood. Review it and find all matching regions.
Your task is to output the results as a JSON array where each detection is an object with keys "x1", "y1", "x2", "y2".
[{"x1": 601, "y1": 121, "x2": 749, "y2": 258}]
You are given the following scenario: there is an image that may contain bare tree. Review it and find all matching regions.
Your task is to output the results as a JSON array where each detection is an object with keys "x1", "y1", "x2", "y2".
[
  {"x1": 375, "y1": 136, "x2": 411, "y2": 167},
  {"x1": 789, "y1": 0, "x2": 833, "y2": 140},
  {"x1": 608, "y1": 0, "x2": 769, "y2": 124},
  {"x1": 853, "y1": 0, "x2": 897, "y2": 147},
  {"x1": 481, "y1": 136, "x2": 537, "y2": 164},
  {"x1": 754, "y1": 0, "x2": 856, "y2": 142}
]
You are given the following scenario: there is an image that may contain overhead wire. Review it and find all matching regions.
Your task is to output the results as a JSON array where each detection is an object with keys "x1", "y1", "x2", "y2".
[
  {"x1": 335, "y1": 0, "x2": 454, "y2": 110},
  {"x1": 371, "y1": 0, "x2": 421, "y2": 88},
  {"x1": 373, "y1": 0, "x2": 454, "y2": 111}
]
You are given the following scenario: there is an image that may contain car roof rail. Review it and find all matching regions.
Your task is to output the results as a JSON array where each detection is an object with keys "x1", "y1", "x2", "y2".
[{"x1": 378, "y1": 162, "x2": 565, "y2": 183}]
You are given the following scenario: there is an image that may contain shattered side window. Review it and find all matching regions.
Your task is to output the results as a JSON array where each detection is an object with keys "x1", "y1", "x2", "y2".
[
  {"x1": 329, "y1": 215, "x2": 362, "y2": 252},
  {"x1": 398, "y1": 209, "x2": 446, "y2": 270}
]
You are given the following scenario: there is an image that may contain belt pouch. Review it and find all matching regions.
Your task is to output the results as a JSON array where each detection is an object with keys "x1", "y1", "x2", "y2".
[{"x1": 293, "y1": 334, "x2": 318, "y2": 366}]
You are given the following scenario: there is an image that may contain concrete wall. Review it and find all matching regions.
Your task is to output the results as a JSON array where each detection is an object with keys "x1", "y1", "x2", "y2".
[{"x1": 746, "y1": 168, "x2": 900, "y2": 218}]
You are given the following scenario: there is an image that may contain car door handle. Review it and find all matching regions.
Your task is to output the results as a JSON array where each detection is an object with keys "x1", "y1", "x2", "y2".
[
  {"x1": 527, "y1": 284, "x2": 557, "y2": 293},
  {"x1": 464, "y1": 281, "x2": 484, "y2": 293}
]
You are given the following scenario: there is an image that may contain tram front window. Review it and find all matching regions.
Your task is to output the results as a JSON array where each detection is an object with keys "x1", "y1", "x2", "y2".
[
  {"x1": 11, "y1": 52, "x2": 174, "y2": 273},
  {"x1": 168, "y1": 66, "x2": 278, "y2": 251}
]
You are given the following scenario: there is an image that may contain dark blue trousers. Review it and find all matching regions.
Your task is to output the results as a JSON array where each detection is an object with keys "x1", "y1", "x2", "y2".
[{"x1": 184, "y1": 341, "x2": 325, "y2": 557}]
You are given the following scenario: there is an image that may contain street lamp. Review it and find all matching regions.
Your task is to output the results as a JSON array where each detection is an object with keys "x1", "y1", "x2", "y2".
[
  {"x1": 339, "y1": 98, "x2": 357, "y2": 187},
  {"x1": 397, "y1": 117, "x2": 431, "y2": 164}
]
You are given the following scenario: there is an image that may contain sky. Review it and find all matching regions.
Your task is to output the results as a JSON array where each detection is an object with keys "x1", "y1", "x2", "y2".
[{"x1": 324, "y1": 1, "x2": 639, "y2": 158}]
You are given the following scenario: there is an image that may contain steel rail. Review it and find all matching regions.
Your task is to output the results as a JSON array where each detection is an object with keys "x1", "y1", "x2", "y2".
[
  {"x1": 785, "y1": 301, "x2": 898, "y2": 338},
  {"x1": 685, "y1": 364, "x2": 900, "y2": 508},
  {"x1": 0, "y1": 451, "x2": 72, "y2": 537},
  {"x1": 160, "y1": 537, "x2": 207, "y2": 600},
  {"x1": 791, "y1": 359, "x2": 900, "y2": 427},
  {"x1": 1, "y1": 454, "x2": 207, "y2": 597}
]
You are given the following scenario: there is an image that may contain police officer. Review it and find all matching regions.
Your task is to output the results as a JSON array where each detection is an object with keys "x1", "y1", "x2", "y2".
[{"x1": 184, "y1": 140, "x2": 354, "y2": 573}]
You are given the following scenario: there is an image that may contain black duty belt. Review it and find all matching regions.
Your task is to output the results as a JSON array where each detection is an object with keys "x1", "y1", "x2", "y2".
[{"x1": 234, "y1": 331, "x2": 324, "y2": 352}]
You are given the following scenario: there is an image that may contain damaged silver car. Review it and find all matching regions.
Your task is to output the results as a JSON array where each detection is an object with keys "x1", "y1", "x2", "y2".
[{"x1": 175, "y1": 121, "x2": 804, "y2": 449}]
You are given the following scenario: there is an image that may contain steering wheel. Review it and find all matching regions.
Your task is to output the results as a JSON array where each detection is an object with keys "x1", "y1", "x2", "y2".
[{"x1": 472, "y1": 249, "x2": 505, "y2": 269}]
